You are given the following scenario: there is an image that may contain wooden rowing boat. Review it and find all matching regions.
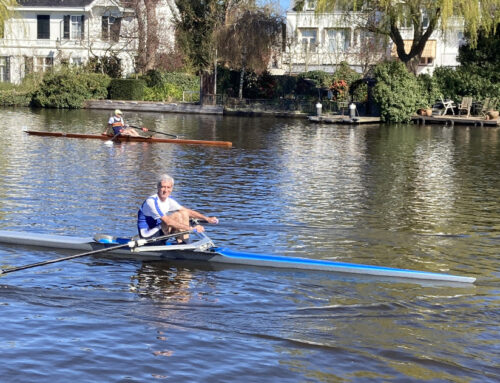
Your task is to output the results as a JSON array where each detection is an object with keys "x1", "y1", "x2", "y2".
[
  {"x1": 0, "y1": 230, "x2": 475, "y2": 283},
  {"x1": 24, "y1": 130, "x2": 233, "y2": 148}
]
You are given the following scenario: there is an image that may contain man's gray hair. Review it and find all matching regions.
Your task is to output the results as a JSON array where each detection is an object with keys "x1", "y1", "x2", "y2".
[{"x1": 157, "y1": 174, "x2": 174, "y2": 188}]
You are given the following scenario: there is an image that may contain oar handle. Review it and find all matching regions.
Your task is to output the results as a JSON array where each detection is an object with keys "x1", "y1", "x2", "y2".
[{"x1": 0, "y1": 230, "x2": 192, "y2": 275}]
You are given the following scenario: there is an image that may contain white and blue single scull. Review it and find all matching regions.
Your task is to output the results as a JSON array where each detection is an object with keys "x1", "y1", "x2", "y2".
[{"x1": 0, "y1": 230, "x2": 475, "y2": 284}]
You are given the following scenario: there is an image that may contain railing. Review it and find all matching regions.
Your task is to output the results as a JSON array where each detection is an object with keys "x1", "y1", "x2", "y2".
[
  {"x1": 182, "y1": 91, "x2": 199, "y2": 103},
  {"x1": 224, "y1": 97, "x2": 317, "y2": 114}
]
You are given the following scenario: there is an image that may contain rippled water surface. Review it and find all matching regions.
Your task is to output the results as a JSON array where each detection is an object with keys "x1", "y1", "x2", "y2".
[{"x1": 0, "y1": 107, "x2": 499, "y2": 382}]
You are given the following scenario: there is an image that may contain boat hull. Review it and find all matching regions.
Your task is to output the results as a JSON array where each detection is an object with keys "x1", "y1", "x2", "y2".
[
  {"x1": 24, "y1": 130, "x2": 232, "y2": 147},
  {"x1": 0, "y1": 230, "x2": 475, "y2": 283}
]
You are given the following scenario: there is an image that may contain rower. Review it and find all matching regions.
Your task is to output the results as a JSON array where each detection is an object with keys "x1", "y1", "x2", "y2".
[
  {"x1": 104, "y1": 109, "x2": 141, "y2": 137},
  {"x1": 137, "y1": 174, "x2": 218, "y2": 243}
]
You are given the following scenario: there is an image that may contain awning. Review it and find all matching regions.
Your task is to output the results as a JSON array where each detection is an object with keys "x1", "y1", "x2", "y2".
[{"x1": 391, "y1": 40, "x2": 436, "y2": 58}]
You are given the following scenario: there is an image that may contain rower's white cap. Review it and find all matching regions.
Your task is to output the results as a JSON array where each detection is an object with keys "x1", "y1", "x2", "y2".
[{"x1": 115, "y1": 109, "x2": 123, "y2": 115}]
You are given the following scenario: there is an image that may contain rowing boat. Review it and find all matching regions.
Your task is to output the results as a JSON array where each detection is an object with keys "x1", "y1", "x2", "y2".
[
  {"x1": 0, "y1": 230, "x2": 475, "y2": 283},
  {"x1": 24, "y1": 130, "x2": 233, "y2": 148}
]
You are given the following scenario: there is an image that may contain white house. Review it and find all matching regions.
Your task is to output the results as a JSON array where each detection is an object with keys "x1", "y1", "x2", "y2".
[
  {"x1": 280, "y1": 0, "x2": 464, "y2": 76},
  {"x1": 0, "y1": 0, "x2": 176, "y2": 84}
]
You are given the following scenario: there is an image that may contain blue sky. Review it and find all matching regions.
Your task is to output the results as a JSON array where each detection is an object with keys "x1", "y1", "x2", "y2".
[{"x1": 280, "y1": 0, "x2": 291, "y2": 13}]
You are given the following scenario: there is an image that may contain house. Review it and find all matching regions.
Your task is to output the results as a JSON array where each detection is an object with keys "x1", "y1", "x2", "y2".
[
  {"x1": 0, "y1": 0, "x2": 176, "y2": 84},
  {"x1": 279, "y1": 1, "x2": 464, "y2": 76}
]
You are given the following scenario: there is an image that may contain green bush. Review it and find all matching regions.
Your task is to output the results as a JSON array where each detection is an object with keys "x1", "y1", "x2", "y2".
[
  {"x1": 0, "y1": 72, "x2": 44, "y2": 106},
  {"x1": 273, "y1": 75, "x2": 298, "y2": 98},
  {"x1": 433, "y1": 66, "x2": 500, "y2": 101},
  {"x1": 108, "y1": 78, "x2": 146, "y2": 100},
  {"x1": 373, "y1": 60, "x2": 423, "y2": 122},
  {"x1": 417, "y1": 73, "x2": 441, "y2": 108},
  {"x1": 143, "y1": 83, "x2": 184, "y2": 102},
  {"x1": 140, "y1": 70, "x2": 199, "y2": 101},
  {"x1": 298, "y1": 71, "x2": 332, "y2": 88},
  {"x1": 0, "y1": 89, "x2": 33, "y2": 106},
  {"x1": 32, "y1": 68, "x2": 110, "y2": 108},
  {"x1": 333, "y1": 62, "x2": 365, "y2": 101}
]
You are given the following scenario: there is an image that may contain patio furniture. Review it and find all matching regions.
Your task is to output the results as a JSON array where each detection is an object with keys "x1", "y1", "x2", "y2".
[
  {"x1": 457, "y1": 96, "x2": 473, "y2": 118},
  {"x1": 478, "y1": 98, "x2": 491, "y2": 117},
  {"x1": 440, "y1": 96, "x2": 455, "y2": 115}
]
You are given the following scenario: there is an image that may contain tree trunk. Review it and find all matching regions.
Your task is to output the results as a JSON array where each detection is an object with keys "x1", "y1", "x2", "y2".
[
  {"x1": 238, "y1": 66, "x2": 245, "y2": 100},
  {"x1": 144, "y1": 0, "x2": 160, "y2": 71}
]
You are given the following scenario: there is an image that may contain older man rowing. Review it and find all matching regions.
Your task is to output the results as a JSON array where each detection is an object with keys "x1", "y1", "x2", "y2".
[{"x1": 137, "y1": 174, "x2": 218, "y2": 243}]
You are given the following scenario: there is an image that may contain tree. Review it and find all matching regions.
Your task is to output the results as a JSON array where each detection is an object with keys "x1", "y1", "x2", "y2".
[
  {"x1": 174, "y1": 0, "x2": 227, "y2": 74},
  {"x1": 458, "y1": 25, "x2": 500, "y2": 83},
  {"x1": 123, "y1": 0, "x2": 177, "y2": 73},
  {"x1": 0, "y1": 0, "x2": 17, "y2": 37},
  {"x1": 300, "y1": 0, "x2": 500, "y2": 74},
  {"x1": 217, "y1": 5, "x2": 283, "y2": 98}
]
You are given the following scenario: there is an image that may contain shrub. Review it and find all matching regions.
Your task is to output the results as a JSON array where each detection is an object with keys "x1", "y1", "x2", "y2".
[
  {"x1": 140, "y1": 71, "x2": 199, "y2": 101},
  {"x1": 0, "y1": 72, "x2": 43, "y2": 106},
  {"x1": 108, "y1": 78, "x2": 146, "y2": 100},
  {"x1": 0, "y1": 89, "x2": 33, "y2": 106},
  {"x1": 273, "y1": 75, "x2": 298, "y2": 98},
  {"x1": 373, "y1": 60, "x2": 423, "y2": 122},
  {"x1": 32, "y1": 67, "x2": 110, "y2": 108},
  {"x1": 143, "y1": 83, "x2": 184, "y2": 102},
  {"x1": 297, "y1": 70, "x2": 332, "y2": 88},
  {"x1": 433, "y1": 66, "x2": 500, "y2": 101},
  {"x1": 417, "y1": 73, "x2": 441, "y2": 108},
  {"x1": 332, "y1": 62, "x2": 365, "y2": 102}
]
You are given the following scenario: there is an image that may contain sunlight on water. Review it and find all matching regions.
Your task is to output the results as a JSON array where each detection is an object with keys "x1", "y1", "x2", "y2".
[{"x1": 0, "y1": 107, "x2": 499, "y2": 382}]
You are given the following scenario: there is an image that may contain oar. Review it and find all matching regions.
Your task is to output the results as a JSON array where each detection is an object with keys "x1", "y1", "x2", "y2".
[
  {"x1": 0, "y1": 230, "x2": 192, "y2": 275},
  {"x1": 129, "y1": 125, "x2": 179, "y2": 139},
  {"x1": 104, "y1": 131, "x2": 121, "y2": 145}
]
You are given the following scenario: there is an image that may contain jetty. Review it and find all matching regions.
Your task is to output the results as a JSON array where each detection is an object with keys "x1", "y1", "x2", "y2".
[
  {"x1": 308, "y1": 115, "x2": 381, "y2": 124},
  {"x1": 411, "y1": 114, "x2": 499, "y2": 127}
]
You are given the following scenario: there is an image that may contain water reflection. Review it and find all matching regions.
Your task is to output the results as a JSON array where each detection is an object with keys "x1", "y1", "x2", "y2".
[{"x1": 0, "y1": 107, "x2": 499, "y2": 382}]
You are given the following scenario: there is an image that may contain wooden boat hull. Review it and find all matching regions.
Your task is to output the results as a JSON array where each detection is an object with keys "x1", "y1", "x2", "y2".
[
  {"x1": 24, "y1": 130, "x2": 232, "y2": 148},
  {"x1": 0, "y1": 230, "x2": 475, "y2": 283}
]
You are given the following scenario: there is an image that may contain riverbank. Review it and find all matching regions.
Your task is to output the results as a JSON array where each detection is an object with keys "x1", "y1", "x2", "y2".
[{"x1": 84, "y1": 99, "x2": 307, "y2": 118}]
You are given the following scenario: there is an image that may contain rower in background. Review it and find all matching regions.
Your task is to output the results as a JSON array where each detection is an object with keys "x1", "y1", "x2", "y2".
[
  {"x1": 138, "y1": 174, "x2": 218, "y2": 243},
  {"x1": 104, "y1": 109, "x2": 141, "y2": 137}
]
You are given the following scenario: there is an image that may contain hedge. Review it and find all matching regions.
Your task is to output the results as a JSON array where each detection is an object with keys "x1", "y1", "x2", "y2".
[{"x1": 109, "y1": 78, "x2": 146, "y2": 101}]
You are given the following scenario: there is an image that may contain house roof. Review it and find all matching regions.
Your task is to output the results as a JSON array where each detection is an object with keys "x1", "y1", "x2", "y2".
[{"x1": 18, "y1": 0, "x2": 96, "y2": 6}]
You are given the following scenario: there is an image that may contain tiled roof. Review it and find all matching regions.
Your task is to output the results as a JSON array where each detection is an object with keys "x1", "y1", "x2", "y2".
[{"x1": 18, "y1": 0, "x2": 96, "y2": 6}]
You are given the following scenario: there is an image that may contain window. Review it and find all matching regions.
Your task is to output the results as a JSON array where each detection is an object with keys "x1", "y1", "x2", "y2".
[
  {"x1": 305, "y1": 0, "x2": 316, "y2": 10},
  {"x1": 327, "y1": 29, "x2": 350, "y2": 52},
  {"x1": 0, "y1": 57, "x2": 10, "y2": 82},
  {"x1": 37, "y1": 15, "x2": 50, "y2": 39},
  {"x1": 64, "y1": 15, "x2": 84, "y2": 40},
  {"x1": 71, "y1": 57, "x2": 83, "y2": 66},
  {"x1": 419, "y1": 57, "x2": 434, "y2": 65},
  {"x1": 34, "y1": 56, "x2": 53, "y2": 72},
  {"x1": 102, "y1": 16, "x2": 121, "y2": 42},
  {"x1": 300, "y1": 29, "x2": 317, "y2": 52}
]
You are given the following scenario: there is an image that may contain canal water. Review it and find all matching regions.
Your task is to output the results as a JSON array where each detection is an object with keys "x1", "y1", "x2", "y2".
[{"x1": 0, "y1": 107, "x2": 498, "y2": 382}]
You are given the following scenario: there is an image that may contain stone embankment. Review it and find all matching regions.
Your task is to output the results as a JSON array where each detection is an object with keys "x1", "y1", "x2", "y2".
[
  {"x1": 84, "y1": 100, "x2": 308, "y2": 118},
  {"x1": 84, "y1": 100, "x2": 223, "y2": 115}
]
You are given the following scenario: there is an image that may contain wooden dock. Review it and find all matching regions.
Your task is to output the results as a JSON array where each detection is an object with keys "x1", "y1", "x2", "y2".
[
  {"x1": 411, "y1": 114, "x2": 499, "y2": 127},
  {"x1": 308, "y1": 115, "x2": 381, "y2": 125}
]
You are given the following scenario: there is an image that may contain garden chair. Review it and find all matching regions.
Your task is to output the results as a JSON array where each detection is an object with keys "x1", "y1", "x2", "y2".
[
  {"x1": 440, "y1": 96, "x2": 455, "y2": 115},
  {"x1": 478, "y1": 98, "x2": 491, "y2": 117},
  {"x1": 457, "y1": 96, "x2": 473, "y2": 118}
]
